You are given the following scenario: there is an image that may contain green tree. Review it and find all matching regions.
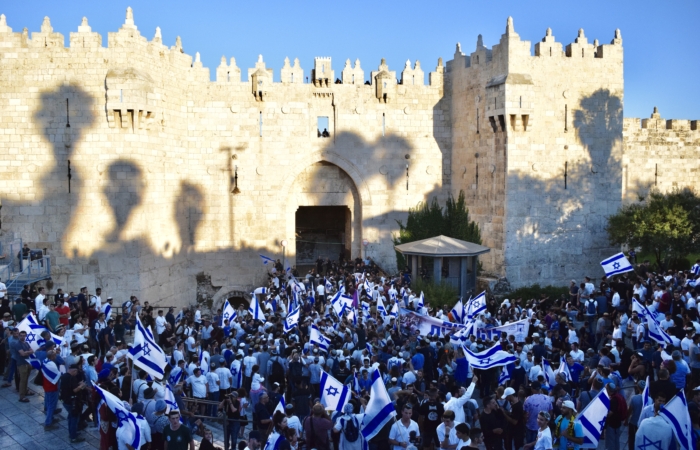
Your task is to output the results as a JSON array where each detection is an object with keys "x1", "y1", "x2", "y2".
[
  {"x1": 606, "y1": 188, "x2": 700, "y2": 271},
  {"x1": 394, "y1": 190, "x2": 481, "y2": 268}
]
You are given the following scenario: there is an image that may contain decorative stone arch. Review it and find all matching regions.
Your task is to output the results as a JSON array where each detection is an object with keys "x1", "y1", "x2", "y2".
[
  {"x1": 211, "y1": 285, "x2": 252, "y2": 311},
  {"x1": 282, "y1": 150, "x2": 370, "y2": 267}
]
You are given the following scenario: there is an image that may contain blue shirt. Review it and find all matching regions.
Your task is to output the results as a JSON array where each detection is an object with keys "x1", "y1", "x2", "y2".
[
  {"x1": 411, "y1": 353, "x2": 425, "y2": 370},
  {"x1": 567, "y1": 363, "x2": 584, "y2": 383},
  {"x1": 670, "y1": 362, "x2": 689, "y2": 389},
  {"x1": 554, "y1": 415, "x2": 583, "y2": 450}
]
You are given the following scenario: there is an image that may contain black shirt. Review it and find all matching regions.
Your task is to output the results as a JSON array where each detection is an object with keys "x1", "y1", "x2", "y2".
[
  {"x1": 508, "y1": 400, "x2": 526, "y2": 433},
  {"x1": 480, "y1": 409, "x2": 505, "y2": 439},
  {"x1": 418, "y1": 400, "x2": 443, "y2": 430}
]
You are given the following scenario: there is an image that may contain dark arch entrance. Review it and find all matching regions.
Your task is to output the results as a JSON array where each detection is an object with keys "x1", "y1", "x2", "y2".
[{"x1": 295, "y1": 205, "x2": 351, "y2": 272}]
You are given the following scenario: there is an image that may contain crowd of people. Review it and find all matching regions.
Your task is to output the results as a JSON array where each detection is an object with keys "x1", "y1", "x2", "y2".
[{"x1": 0, "y1": 256, "x2": 699, "y2": 450}]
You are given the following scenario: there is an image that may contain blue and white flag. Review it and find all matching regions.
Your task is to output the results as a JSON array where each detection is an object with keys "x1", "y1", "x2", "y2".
[
  {"x1": 476, "y1": 318, "x2": 530, "y2": 343},
  {"x1": 310, "y1": 325, "x2": 331, "y2": 351},
  {"x1": 361, "y1": 301, "x2": 371, "y2": 316},
  {"x1": 600, "y1": 252, "x2": 634, "y2": 277},
  {"x1": 462, "y1": 342, "x2": 516, "y2": 369},
  {"x1": 325, "y1": 278, "x2": 333, "y2": 292},
  {"x1": 332, "y1": 293, "x2": 353, "y2": 317},
  {"x1": 641, "y1": 376, "x2": 651, "y2": 410},
  {"x1": 346, "y1": 308, "x2": 358, "y2": 327},
  {"x1": 659, "y1": 390, "x2": 695, "y2": 450},
  {"x1": 353, "y1": 369, "x2": 362, "y2": 393},
  {"x1": 389, "y1": 302, "x2": 399, "y2": 318},
  {"x1": 164, "y1": 383, "x2": 179, "y2": 413},
  {"x1": 93, "y1": 382, "x2": 141, "y2": 449},
  {"x1": 230, "y1": 360, "x2": 243, "y2": 389},
  {"x1": 365, "y1": 342, "x2": 373, "y2": 356},
  {"x1": 248, "y1": 295, "x2": 266, "y2": 322},
  {"x1": 498, "y1": 367, "x2": 511, "y2": 385},
  {"x1": 465, "y1": 291, "x2": 487, "y2": 320},
  {"x1": 104, "y1": 303, "x2": 112, "y2": 321},
  {"x1": 555, "y1": 355, "x2": 572, "y2": 383},
  {"x1": 222, "y1": 299, "x2": 237, "y2": 326},
  {"x1": 451, "y1": 298, "x2": 464, "y2": 323},
  {"x1": 376, "y1": 296, "x2": 387, "y2": 316},
  {"x1": 41, "y1": 358, "x2": 61, "y2": 385},
  {"x1": 361, "y1": 369, "x2": 397, "y2": 440},
  {"x1": 576, "y1": 388, "x2": 611, "y2": 449},
  {"x1": 253, "y1": 286, "x2": 268, "y2": 295},
  {"x1": 168, "y1": 367, "x2": 186, "y2": 386},
  {"x1": 264, "y1": 432, "x2": 284, "y2": 450},
  {"x1": 320, "y1": 369, "x2": 351, "y2": 411},
  {"x1": 260, "y1": 254, "x2": 275, "y2": 265},
  {"x1": 128, "y1": 315, "x2": 167, "y2": 380},
  {"x1": 273, "y1": 395, "x2": 286, "y2": 416},
  {"x1": 416, "y1": 291, "x2": 425, "y2": 309},
  {"x1": 175, "y1": 310, "x2": 183, "y2": 323},
  {"x1": 17, "y1": 313, "x2": 63, "y2": 351},
  {"x1": 542, "y1": 359, "x2": 556, "y2": 386},
  {"x1": 646, "y1": 312, "x2": 680, "y2": 346},
  {"x1": 284, "y1": 305, "x2": 300, "y2": 332}
]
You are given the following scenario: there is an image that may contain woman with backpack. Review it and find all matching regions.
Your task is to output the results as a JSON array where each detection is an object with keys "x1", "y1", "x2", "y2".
[{"x1": 333, "y1": 403, "x2": 363, "y2": 450}]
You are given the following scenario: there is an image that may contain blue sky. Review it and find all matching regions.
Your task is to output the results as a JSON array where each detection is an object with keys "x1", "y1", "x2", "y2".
[{"x1": 4, "y1": 0, "x2": 699, "y2": 119}]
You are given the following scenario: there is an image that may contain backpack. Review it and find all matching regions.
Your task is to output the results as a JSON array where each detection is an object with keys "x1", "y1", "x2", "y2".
[
  {"x1": 343, "y1": 416, "x2": 360, "y2": 443},
  {"x1": 587, "y1": 301, "x2": 597, "y2": 315},
  {"x1": 330, "y1": 357, "x2": 340, "y2": 376},
  {"x1": 271, "y1": 358, "x2": 285, "y2": 380},
  {"x1": 611, "y1": 393, "x2": 628, "y2": 423}
]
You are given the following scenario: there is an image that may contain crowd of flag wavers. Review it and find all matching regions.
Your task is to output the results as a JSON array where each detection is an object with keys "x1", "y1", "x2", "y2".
[{"x1": 1, "y1": 252, "x2": 700, "y2": 450}]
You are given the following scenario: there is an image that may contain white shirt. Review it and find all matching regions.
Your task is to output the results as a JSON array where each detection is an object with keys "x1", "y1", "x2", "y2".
[
  {"x1": 38, "y1": 305, "x2": 50, "y2": 321},
  {"x1": 534, "y1": 427, "x2": 553, "y2": 450},
  {"x1": 436, "y1": 421, "x2": 460, "y2": 450},
  {"x1": 187, "y1": 374, "x2": 208, "y2": 398},
  {"x1": 567, "y1": 328, "x2": 579, "y2": 344},
  {"x1": 287, "y1": 415, "x2": 303, "y2": 435},
  {"x1": 155, "y1": 316, "x2": 167, "y2": 334},
  {"x1": 194, "y1": 310, "x2": 202, "y2": 323},
  {"x1": 389, "y1": 419, "x2": 420, "y2": 450},
  {"x1": 612, "y1": 292, "x2": 621, "y2": 307},
  {"x1": 569, "y1": 349, "x2": 584, "y2": 363},
  {"x1": 0, "y1": 281, "x2": 6, "y2": 298},
  {"x1": 443, "y1": 383, "x2": 475, "y2": 424},
  {"x1": 243, "y1": 355, "x2": 258, "y2": 377},
  {"x1": 216, "y1": 367, "x2": 232, "y2": 390},
  {"x1": 206, "y1": 371, "x2": 220, "y2": 392},
  {"x1": 185, "y1": 336, "x2": 196, "y2": 353},
  {"x1": 35, "y1": 294, "x2": 46, "y2": 312},
  {"x1": 316, "y1": 285, "x2": 325, "y2": 296},
  {"x1": 92, "y1": 295, "x2": 102, "y2": 312},
  {"x1": 251, "y1": 373, "x2": 264, "y2": 390}
]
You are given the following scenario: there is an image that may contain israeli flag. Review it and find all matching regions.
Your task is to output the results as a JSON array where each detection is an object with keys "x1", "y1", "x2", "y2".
[
  {"x1": 498, "y1": 366, "x2": 511, "y2": 385},
  {"x1": 168, "y1": 367, "x2": 185, "y2": 386},
  {"x1": 164, "y1": 383, "x2": 179, "y2": 413},
  {"x1": 253, "y1": 287, "x2": 268, "y2": 295},
  {"x1": 175, "y1": 310, "x2": 183, "y2": 323},
  {"x1": 346, "y1": 308, "x2": 358, "y2": 327},
  {"x1": 389, "y1": 302, "x2": 399, "y2": 318},
  {"x1": 600, "y1": 252, "x2": 634, "y2": 277},
  {"x1": 363, "y1": 278, "x2": 372, "y2": 293},
  {"x1": 417, "y1": 291, "x2": 425, "y2": 309},
  {"x1": 451, "y1": 298, "x2": 464, "y2": 323},
  {"x1": 555, "y1": 355, "x2": 572, "y2": 382},
  {"x1": 273, "y1": 395, "x2": 286, "y2": 416},
  {"x1": 541, "y1": 359, "x2": 556, "y2": 386},
  {"x1": 376, "y1": 296, "x2": 387, "y2": 316},
  {"x1": 310, "y1": 325, "x2": 331, "y2": 351},
  {"x1": 647, "y1": 312, "x2": 680, "y2": 346},
  {"x1": 41, "y1": 358, "x2": 61, "y2": 385},
  {"x1": 260, "y1": 254, "x2": 275, "y2": 265},
  {"x1": 353, "y1": 369, "x2": 362, "y2": 393},
  {"x1": 17, "y1": 313, "x2": 63, "y2": 351},
  {"x1": 659, "y1": 390, "x2": 695, "y2": 450},
  {"x1": 465, "y1": 291, "x2": 487, "y2": 320},
  {"x1": 361, "y1": 369, "x2": 397, "y2": 440},
  {"x1": 93, "y1": 382, "x2": 141, "y2": 449},
  {"x1": 230, "y1": 360, "x2": 243, "y2": 389},
  {"x1": 284, "y1": 305, "x2": 300, "y2": 332},
  {"x1": 128, "y1": 315, "x2": 167, "y2": 380},
  {"x1": 222, "y1": 299, "x2": 236, "y2": 326},
  {"x1": 104, "y1": 303, "x2": 112, "y2": 321},
  {"x1": 332, "y1": 293, "x2": 353, "y2": 317},
  {"x1": 462, "y1": 342, "x2": 517, "y2": 369},
  {"x1": 320, "y1": 369, "x2": 351, "y2": 411},
  {"x1": 365, "y1": 343, "x2": 373, "y2": 356},
  {"x1": 325, "y1": 278, "x2": 333, "y2": 292},
  {"x1": 641, "y1": 376, "x2": 651, "y2": 410},
  {"x1": 361, "y1": 301, "x2": 371, "y2": 316},
  {"x1": 248, "y1": 295, "x2": 266, "y2": 322},
  {"x1": 576, "y1": 388, "x2": 611, "y2": 449},
  {"x1": 264, "y1": 432, "x2": 284, "y2": 450}
]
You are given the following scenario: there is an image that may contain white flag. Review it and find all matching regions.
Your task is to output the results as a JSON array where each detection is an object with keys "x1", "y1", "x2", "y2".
[
  {"x1": 576, "y1": 388, "x2": 611, "y2": 448},
  {"x1": 659, "y1": 390, "x2": 695, "y2": 450},
  {"x1": 600, "y1": 252, "x2": 634, "y2": 277},
  {"x1": 361, "y1": 369, "x2": 396, "y2": 441},
  {"x1": 320, "y1": 369, "x2": 351, "y2": 412}
]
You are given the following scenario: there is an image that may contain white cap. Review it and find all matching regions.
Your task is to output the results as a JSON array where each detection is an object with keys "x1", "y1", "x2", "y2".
[
  {"x1": 562, "y1": 400, "x2": 577, "y2": 412},
  {"x1": 501, "y1": 387, "x2": 516, "y2": 399}
]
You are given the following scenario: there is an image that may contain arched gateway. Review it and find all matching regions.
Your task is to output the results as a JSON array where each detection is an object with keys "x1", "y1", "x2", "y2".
[{"x1": 283, "y1": 154, "x2": 368, "y2": 272}]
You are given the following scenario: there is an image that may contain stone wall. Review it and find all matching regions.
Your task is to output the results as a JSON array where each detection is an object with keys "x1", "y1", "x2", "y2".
[{"x1": 623, "y1": 108, "x2": 700, "y2": 202}]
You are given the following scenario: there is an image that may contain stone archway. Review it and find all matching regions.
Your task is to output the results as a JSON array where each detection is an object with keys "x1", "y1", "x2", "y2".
[
  {"x1": 211, "y1": 285, "x2": 252, "y2": 312},
  {"x1": 284, "y1": 159, "x2": 363, "y2": 270}
]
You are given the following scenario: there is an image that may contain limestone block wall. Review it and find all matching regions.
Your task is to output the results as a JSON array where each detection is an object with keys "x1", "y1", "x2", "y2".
[
  {"x1": 623, "y1": 108, "x2": 700, "y2": 202},
  {"x1": 0, "y1": 9, "x2": 449, "y2": 305},
  {"x1": 447, "y1": 19, "x2": 624, "y2": 287}
]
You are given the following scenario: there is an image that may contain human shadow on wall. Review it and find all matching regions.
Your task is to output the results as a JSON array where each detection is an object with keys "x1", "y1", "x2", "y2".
[
  {"x1": 104, "y1": 160, "x2": 145, "y2": 243},
  {"x1": 504, "y1": 89, "x2": 623, "y2": 284}
]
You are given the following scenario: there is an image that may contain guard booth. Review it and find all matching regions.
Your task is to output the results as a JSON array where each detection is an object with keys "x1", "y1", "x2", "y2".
[{"x1": 394, "y1": 235, "x2": 490, "y2": 298}]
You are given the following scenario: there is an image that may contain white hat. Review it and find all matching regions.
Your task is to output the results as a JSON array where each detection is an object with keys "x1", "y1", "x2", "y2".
[
  {"x1": 562, "y1": 400, "x2": 577, "y2": 412},
  {"x1": 501, "y1": 387, "x2": 515, "y2": 399}
]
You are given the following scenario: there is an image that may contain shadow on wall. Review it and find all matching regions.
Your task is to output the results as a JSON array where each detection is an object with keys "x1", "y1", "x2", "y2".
[
  {"x1": 505, "y1": 89, "x2": 623, "y2": 284},
  {"x1": 104, "y1": 160, "x2": 145, "y2": 243}
]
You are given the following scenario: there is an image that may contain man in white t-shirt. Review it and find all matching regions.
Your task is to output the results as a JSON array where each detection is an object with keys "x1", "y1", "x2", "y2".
[
  {"x1": 436, "y1": 409, "x2": 460, "y2": 450},
  {"x1": 34, "y1": 287, "x2": 46, "y2": 312},
  {"x1": 0, "y1": 279, "x2": 6, "y2": 299},
  {"x1": 92, "y1": 288, "x2": 102, "y2": 312},
  {"x1": 187, "y1": 368, "x2": 208, "y2": 415},
  {"x1": 205, "y1": 363, "x2": 220, "y2": 415},
  {"x1": 155, "y1": 310, "x2": 167, "y2": 344},
  {"x1": 389, "y1": 404, "x2": 420, "y2": 450},
  {"x1": 569, "y1": 342, "x2": 584, "y2": 363}
]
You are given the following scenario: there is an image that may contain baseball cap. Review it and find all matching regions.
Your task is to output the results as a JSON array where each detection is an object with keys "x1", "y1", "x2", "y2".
[
  {"x1": 501, "y1": 387, "x2": 515, "y2": 399},
  {"x1": 562, "y1": 400, "x2": 577, "y2": 412}
]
